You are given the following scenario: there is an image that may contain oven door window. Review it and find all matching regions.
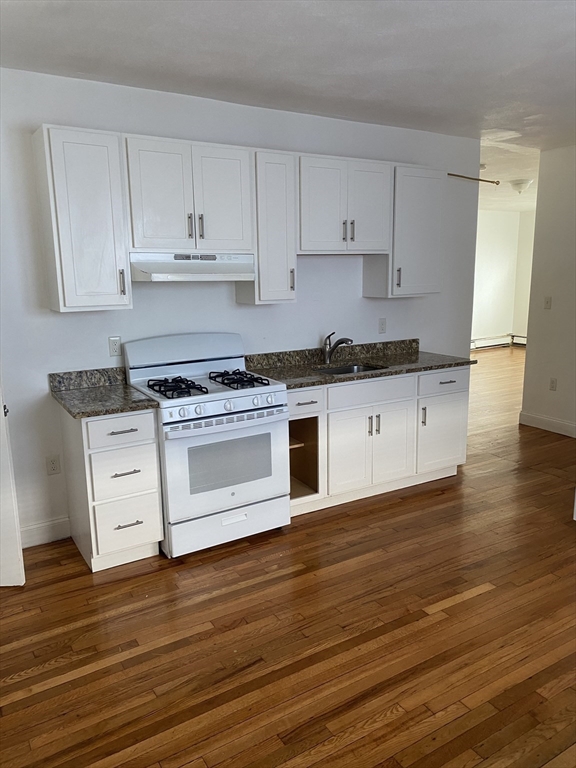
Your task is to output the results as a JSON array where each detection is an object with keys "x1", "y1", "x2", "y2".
[{"x1": 188, "y1": 433, "x2": 272, "y2": 495}]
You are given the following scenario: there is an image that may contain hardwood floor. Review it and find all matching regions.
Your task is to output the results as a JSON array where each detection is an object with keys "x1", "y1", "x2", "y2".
[{"x1": 1, "y1": 346, "x2": 575, "y2": 768}]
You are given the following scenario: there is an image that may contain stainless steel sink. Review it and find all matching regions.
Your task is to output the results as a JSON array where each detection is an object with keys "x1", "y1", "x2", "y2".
[{"x1": 316, "y1": 363, "x2": 386, "y2": 375}]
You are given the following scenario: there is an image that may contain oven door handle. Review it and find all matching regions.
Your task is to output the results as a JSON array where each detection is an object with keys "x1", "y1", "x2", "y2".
[{"x1": 163, "y1": 408, "x2": 289, "y2": 438}]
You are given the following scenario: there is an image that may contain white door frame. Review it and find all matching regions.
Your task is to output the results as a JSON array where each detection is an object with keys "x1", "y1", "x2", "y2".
[{"x1": 1, "y1": 382, "x2": 25, "y2": 585}]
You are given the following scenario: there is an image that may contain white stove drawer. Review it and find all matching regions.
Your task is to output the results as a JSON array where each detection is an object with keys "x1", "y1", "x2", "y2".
[
  {"x1": 94, "y1": 492, "x2": 162, "y2": 555},
  {"x1": 165, "y1": 495, "x2": 291, "y2": 557},
  {"x1": 90, "y1": 443, "x2": 158, "y2": 501},
  {"x1": 87, "y1": 412, "x2": 155, "y2": 450}
]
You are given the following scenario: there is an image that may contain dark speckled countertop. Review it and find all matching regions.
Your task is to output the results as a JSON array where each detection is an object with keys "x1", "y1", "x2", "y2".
[
  {"x1": 246, "y1": 340, "x2": 476, "y2": 390},
  {"x1": 49, "y1": 368, "x2": 157, "y2": 419},
  {"x1": 49, "y1": 341, "x2": 476, "y2": 417}
]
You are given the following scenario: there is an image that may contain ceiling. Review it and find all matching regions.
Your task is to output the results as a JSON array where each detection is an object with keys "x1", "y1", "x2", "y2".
[{"x1": 1, "y1": 0, "x2": 574, "y2": 211}]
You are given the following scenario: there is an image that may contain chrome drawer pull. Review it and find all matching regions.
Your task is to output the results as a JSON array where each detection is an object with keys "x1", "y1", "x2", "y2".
[
  {"x1": 114, "y1": 520, "x2": 144, "y2": 530},
  {"x1": 368, "y1": 415, "x2": 373, "y2": 436},
  {"x1": 375, "y1": 413, "x2": 381, "y2": 435},
  {"x1": 111, "y1": 469, "x2": 141, "y2": 478},
  {"x1": 422, "y1": 406, "x2": 427, "y2": 426},
  {"x1": 108, "y1": 428, "x2": 138, "y2": 436},
  {"x1": 439, "y1": 380, "x2": 457, "y2": 385},
  {"x1": 296, "y1": 400, "x2": 319, "y2": 406}
]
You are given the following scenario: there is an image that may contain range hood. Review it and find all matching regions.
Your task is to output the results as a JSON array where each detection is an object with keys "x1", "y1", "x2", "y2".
[{"x1": 130, "y1": 252, "x2": 255, "y2": 282}]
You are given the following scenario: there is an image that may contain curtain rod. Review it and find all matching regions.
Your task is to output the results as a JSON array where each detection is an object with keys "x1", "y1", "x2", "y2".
[{"x1": 448, "y1": 172, "x2": 500, "y2": 186}]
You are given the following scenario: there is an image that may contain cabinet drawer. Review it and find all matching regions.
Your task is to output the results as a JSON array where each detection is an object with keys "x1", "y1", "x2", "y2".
[
  {"x1": 327, "y1": 375, "x2": 415, "y2": 410},
  {"x1": 287, "y1": 388, "x2": 324, "y2": 416},
  {"x1": 90, "y1": 443, "x2": 158, "y2": 502},
  {"x1": 94, "y1": 492, "x2": 162, "y2": 555},
  {"x1": 418, "y1": 368, "x2": 470, "y2": 397},
  {"x1": 87, "y1": 412, "x2": 155, "y2": 450}
]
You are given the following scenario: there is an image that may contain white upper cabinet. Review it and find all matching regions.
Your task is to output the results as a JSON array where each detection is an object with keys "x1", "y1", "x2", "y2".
[
  {"x1": 127, "y1": 138, "x2": 254, "y2": 252},
  {"x1": 300, "y1": 156, "x2": 348, "y2": 252},
  {"x1": 299, "y1": 156, "x2": 392, "y2": 253},
  {"x1": 192, "y1": 146, "x2": 253, "y2": 251},
  {"x1": 392, "y1": 167, "x2": 446, "y2": 295},
  {"x1": 347, "y1": 161, "x2": 392, "y2": 252},
  {"x1": 33, "y1": 126, "x2": 131, "y2": 312},
  {"x1": 255, "y1": 151, "x2": 296, "y2": 302},
  {"x1": 127, "y1": 138, "x2": 195, "y2": 250}
]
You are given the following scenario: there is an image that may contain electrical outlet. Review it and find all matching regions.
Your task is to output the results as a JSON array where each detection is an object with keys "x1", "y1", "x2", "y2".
[
  {"x1": 108, "y1": 336, "x2": 122, "y2": 357},
  {"x1": 46, "y1": 455, "x2": 61, "y2": 475},
  {"x1": 544, "y1": 296, "x2": 552, "y2": 310},
  {"x1": 549, "y1": 378, "x2": 557, "y2": 391},
  {"x1": 378, "y1": 318, "x2": 387, "y2": 334}
]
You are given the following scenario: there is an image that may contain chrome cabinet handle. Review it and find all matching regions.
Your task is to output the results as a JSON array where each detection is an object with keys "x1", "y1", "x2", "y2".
[
  {"x1": 111, "y1": 469, "x2": 141, "y2": 479},
  {"x1": 350, "y1": 219, "x2": 355, "y2": 241},
  {"x1": 422, "y1": 406, "x2": 427, "y2": 426},
  {"x1": 396, "y1": 267, "x2": 402, "y2": 288},
  {"x1": 342, "y1": 220, "x2": 348, "y2": 241},
  {"x1": 368, "y1": 415, "x2": 373, "y2": 436},
  {"x1": 295, "y1": 400, "x2": 318, "y2": 406},
  {"x1": 109, "y1": 428, "x2": 138, "y2": 436},
  {"x1": 187, "y1": 213, "x2": 194, "y2": 238},
  {"x1": 290, "y1": 268, "x2": 295, "y2": 291},
  {"x1": 198, "y1": 213, "x2": 205, "y2": 239},
  {"x1": 375, "y1": 414, "x2": 381, "y2": 435},
  {"x1": 114, "y1": 520, "x2": 144, "y2": 531},
  {"x1": 440, "y1": 380, "x2": 457, "y2": 385},
  {"x1": 119, "y1": 269, "x2": 126, "y2": 295}
]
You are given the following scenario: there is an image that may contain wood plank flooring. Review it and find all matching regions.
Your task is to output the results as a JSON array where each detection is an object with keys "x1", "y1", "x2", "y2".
[{"x1": 1, "y1": 346, "x2": 575, "y2": 768}]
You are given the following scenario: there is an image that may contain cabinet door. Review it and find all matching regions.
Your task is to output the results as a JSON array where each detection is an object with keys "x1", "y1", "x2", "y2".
[
  {"x1": 127, "y1": 138, "x2": 195, "y2": 250},
  {"x1": 328, "y1": 407, "x2": 372, "y2": 495},
  {"x1": 49, "y1": 128, "x2": 130, "y2": 309},
  {"x1": 417, "y1": 392, "x2": 469, "y2": 474},
  {"x1": 192, "y1": 145, "x2": 253, "y2": 251},
  {"x1": 347, "y1": 161, "x2": 392, "y2": 252},
  {"x1": 300, "y1": 156, "x2": 348, "y2": 251},
  {"x1": 372, "y1": 400, "x2": 416, "y2": 484},
  {"x1": 256, "y1": 152, "x2": 296, "y2": 301},
  {"x1": 392, "y1": 167, "x2": 445, "y2": 295}
]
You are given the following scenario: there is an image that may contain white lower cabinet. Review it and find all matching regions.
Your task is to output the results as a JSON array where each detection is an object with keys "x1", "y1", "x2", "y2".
[
  {"x1": 417, "y1": 391, "x2": 469, "y2": 473},
  {"x1": 60, "y1": 409, "x2": 163, "y2": 571},
  {"x1": 328, "y1": 399, "x2": 416, "y2": 495},
  {"x1": 416, "y1": 369, "x2": 470, "y2": 474}
]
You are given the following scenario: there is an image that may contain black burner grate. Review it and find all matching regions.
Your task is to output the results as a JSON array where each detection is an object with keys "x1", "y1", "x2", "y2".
[
  {"x1": 209, "y1": 369, "x2": 270, "y2": 390},
  {"x1": 147, "y1": 376, "x2": 209, "y2": 398}
]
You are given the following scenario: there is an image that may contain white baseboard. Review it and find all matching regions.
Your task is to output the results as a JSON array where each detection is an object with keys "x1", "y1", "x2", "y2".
[
  {"x1": 20, "y1": 517, "x2": 70, "y2": 548},
  {"x1": 519, "y1": 411, "x2": 576, "y2": 438},
  {"x1": 471, "y1": 335, "x2": 511, "y2": 350}
]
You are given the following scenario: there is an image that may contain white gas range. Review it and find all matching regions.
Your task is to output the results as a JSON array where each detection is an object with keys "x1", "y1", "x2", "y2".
[{"x1": 124, "y1": 333, "x2": 291, "y2": 558}]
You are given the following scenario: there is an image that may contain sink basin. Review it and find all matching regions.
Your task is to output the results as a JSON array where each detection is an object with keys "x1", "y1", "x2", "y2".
[{"x1": 317, "y1": 363, "x2": 386, "y2": 375}]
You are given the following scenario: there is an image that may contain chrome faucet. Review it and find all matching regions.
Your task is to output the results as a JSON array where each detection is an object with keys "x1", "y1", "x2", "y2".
[{"x1": 323, "y1": 332, "x2": 353, "y2": 364}]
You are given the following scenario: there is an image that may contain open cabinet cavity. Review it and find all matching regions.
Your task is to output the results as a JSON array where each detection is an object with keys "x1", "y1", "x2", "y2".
[{"x1": 289, "y1": 417, "x2": 319, "y2": 500}]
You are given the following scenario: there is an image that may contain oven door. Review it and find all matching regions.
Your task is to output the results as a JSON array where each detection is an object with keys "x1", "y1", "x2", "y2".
[{"x1": 161, "y1": 414, "x2": 290, "y2": 523}]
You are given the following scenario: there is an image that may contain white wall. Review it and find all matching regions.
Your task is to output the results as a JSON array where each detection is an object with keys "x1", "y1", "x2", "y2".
[
  {"x1": 0, "y1": 68, "x2": 480, "y2": 546},
  {"x1": 512, "y1": 211, "x2": 536, "y2": 338},
  {"x1": 471, "y1": 210, "x2": 520, "y2": 342},
  {"x1": 521, "y1": 146, "x2": 576, "y2": 437}
]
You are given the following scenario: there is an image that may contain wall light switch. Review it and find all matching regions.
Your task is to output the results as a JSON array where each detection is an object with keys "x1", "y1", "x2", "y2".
[
  {"x1": 549, "y1": 378, "x2": 557, "y2": 391},
  {"x1": 544, "y1": 296, "x2": 552, "y2": 310},
  {"x1": 378, "y1": 318, "x2": 387, "y2": 334}
]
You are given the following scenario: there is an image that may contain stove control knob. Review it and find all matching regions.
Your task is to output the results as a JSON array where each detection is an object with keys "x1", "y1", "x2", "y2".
[
  {"x1": 266, "y1": 394, "x2": 275, "y2": 405},
  {"x1": 224, "y1": 400, "x2": 234, "y2": 412},
  {"x1": 252, "y1": 396, "x2": 260, "y2": 407},
  {"x1": 178, "y1": 407, "x2": 188, "y2": 418},
  {"x1": 194, "y1": 405, "x2": 204, "y2": 416}
]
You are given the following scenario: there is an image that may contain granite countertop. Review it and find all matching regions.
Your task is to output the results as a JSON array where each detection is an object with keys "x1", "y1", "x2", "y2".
[
  {"x1": 246, "y1": 340, "x2": 476, "y2": 390},
  {"x1": 49, "y1": 340, "x2": 476, "y2": 416},
  {"x1": 49, "y1": 368, "x2": 158, "y2": 419}
]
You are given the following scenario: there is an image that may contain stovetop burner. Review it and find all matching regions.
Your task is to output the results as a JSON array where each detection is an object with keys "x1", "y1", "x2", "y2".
[
  {"x1": 209, "y1": 369, "x2": 270, "y2": 390},
  {"x1": 148, "y1": 376, "x2": 209, "y2": 399}
]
